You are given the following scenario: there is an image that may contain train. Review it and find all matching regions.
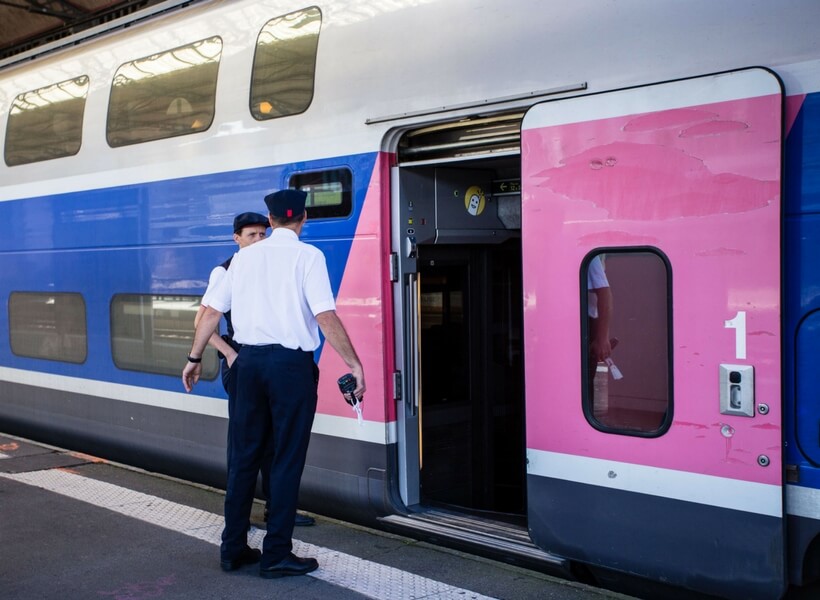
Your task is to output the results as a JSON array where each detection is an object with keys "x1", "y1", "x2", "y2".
[{"x1": 1, "y1": 1, "x2": 819, "y2": 598}]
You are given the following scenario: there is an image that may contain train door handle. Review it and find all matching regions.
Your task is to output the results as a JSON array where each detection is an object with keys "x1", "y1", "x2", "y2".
[{"x1": 719, "y1": 364, "x2": 754, "y2": 417}]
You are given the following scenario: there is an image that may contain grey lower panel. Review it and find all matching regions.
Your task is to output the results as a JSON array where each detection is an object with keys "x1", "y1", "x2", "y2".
[
  {"x1": 0, "y1": 380, "x2": 229, "y2": 487},
  {"x1": 787, "y1": 513, "x2": 820, "y2": 585},
  {"x1": 0, "y1": 380, "x2": 393, "y2": 525},
  {"x1": 527, "y1": 474, "x2": 786, "y2": 600}
]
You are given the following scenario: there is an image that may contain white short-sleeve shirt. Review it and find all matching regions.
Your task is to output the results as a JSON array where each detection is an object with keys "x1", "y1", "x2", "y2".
[
  {"x1": 200, "y1": 258, "x2": 232, "y2": 308},
  {"x1": 587, "y1": 255, "x2": 609, "y2": 319},
  {"x1": 207, "y1": 228, "x2": 335, "y2": 351}
]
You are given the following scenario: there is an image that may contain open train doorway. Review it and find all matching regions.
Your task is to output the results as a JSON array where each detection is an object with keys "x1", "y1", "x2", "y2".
[
  {"x1": 388, "y1": 113, "x2": 534, "y2": 546},
  {"x1": 416, "y1": 240, "x2": 524, "y2": 518}
]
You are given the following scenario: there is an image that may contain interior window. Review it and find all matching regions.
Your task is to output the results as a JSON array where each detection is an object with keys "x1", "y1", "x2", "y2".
[
  {"x1": 9, "y1": 292, "x2": 87, "y2": 363},
  {"x1": 107, "y1": 36, "x2": 222, "y2": 147},
  {"x1": 110, "y1": 294, "x2": 218, "y2": 379},
  {"x1": 250, "y1": 7, "x2": 321, "y2": 120},
  {"x1": 4, "y1": 76, "x2": 89, "y2": 166},
  {"x1": 582, "y1": 250, "x2": 671, "y2": 435}
]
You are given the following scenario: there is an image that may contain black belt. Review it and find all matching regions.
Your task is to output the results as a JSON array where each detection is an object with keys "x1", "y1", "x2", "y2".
[{"x1": 240, "y1": 343, "x2": 312, "y2": 355}]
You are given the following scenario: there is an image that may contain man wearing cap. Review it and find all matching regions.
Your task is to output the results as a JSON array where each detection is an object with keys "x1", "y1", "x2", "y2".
[
  {"x1": 195, "y1": 212, "x2": 315, "y2": 530},
  {"x1": 183, "y1": 189, "x2": 365, "y2": 578},
  {"x1": 196, "y1": 211, "x2": 268, "y2": 391}
]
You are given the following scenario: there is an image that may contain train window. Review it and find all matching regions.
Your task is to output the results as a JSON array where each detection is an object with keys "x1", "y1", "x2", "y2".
[
  {"x1": 250, "y1": 7, "x2": 321, "y2": 120},
  {"x1": 582, "y1": 250, "x2": 672, "y2": 436},
  {"x1": 288, "y1": 168, "x2": 352, "y2": 218},
  {"x1": 9, "y1": 292, "x2": 87, "y2": 363},
  {"x1": 110, "y1": 294, "x2": 218, "y2": 379},
  {"x1": 4, "y1": 76, "x2": 89, "y2": 166},
  {"x1": 106, "y1": 36, "x2": 222, "y2": 147}
]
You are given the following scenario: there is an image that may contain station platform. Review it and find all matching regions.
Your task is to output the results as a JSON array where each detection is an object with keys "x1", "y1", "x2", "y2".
[{"x1": 0, "y1": 433, "x2": 633, "y2": 600}]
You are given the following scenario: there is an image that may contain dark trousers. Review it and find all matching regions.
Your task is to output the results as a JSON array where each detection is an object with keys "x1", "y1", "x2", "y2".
[
  {"x1": 221, "y1": 344, "x2": 317, "y2": 565},
  {"x1": 222, "y1": 358, "x2": 273, "y2": 503}
]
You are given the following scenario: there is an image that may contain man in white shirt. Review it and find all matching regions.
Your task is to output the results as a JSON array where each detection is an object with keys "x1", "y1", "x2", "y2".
[
  {"x1": 182, "y1": 189, "x2": 365, "y2": 578},
  {"x1": 587, "y1": 254, "x2": 612, "y2": 363},
  {"x1": 587, "y1": 254, "x2": 613, "y2": 396},
  {"x1": 195, "y1": 212, "x2": 315, "y2": 529},
  {"x1": 196, "y1": 211, "x2": 268, "y2": 392}
]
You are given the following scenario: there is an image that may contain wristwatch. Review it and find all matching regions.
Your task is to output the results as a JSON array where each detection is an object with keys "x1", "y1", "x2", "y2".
[{"x1": 187, "y1": 354, "x2": 202, "y2": 363}]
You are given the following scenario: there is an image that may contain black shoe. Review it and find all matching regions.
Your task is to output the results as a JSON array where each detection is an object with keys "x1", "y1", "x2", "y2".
[
  {"x1": 221, "y1": 546, "x2": 261, "y2": 572},
  {"x1": 295, "y1": 513, "x2": 316, "y2": 527},
  {"x1": 260, "y1": 553, "x2": 318, "y2": 578}
]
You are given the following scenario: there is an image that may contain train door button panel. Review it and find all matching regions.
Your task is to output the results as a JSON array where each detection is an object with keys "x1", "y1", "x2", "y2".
[{"x1": 719, "y1": 364, "x2": 754, "y2": 417}]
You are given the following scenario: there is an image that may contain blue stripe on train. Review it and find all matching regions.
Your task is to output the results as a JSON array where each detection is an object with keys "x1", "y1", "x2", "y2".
[
  {"x1": 0, "y1": 152, "x2": 379, "y2": 396},
  {"x1": 785, "y1": 91, "x2": 820, "y2": 474}
]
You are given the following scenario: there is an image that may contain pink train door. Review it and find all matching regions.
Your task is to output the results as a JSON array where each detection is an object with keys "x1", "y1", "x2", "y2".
[{"x1": 521, "y1": 69, "x2": 784, "y2": 599}]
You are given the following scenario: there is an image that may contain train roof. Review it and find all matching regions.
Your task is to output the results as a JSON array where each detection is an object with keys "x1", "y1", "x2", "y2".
[{"x1": 0, "y1": 0, "x2": 177, "y2": 67}]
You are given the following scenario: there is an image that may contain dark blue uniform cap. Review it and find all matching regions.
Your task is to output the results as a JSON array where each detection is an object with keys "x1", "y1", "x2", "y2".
[
  {"x1": 264, "y1": 189, "x2": 307, "y2": 219},
  {"x1": 233, "y1": 211, "x2": 270, "y2": 233}
]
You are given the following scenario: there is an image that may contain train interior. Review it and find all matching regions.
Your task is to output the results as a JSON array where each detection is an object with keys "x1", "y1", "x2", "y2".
[{"x1": 385, "y1": 112, "x2": 553, "y2": 564}]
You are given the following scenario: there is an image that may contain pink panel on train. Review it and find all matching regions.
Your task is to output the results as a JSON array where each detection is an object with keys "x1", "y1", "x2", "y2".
[
  {"x1": 522, "y1": 93, "x2": 781, "y2": 484},
  {"x1": 316, "y1": 153, "x2": 392, "y2": 423}
]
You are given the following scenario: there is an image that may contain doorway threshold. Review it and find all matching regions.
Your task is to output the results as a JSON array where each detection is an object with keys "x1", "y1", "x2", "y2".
[{"x1": 378, "y1": 509, "x2": 571, "y2": 577}]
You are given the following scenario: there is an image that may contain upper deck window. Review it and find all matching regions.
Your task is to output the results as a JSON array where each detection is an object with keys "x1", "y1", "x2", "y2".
[
  {"x1": 251, "y1": 7, "x2": 321, "y2": 120},
  {"x1": 4, "y1": 76, "x2": 89, "y2": 166},
  {"x1": 107, "y1": 36, "x2": 222, "y2": 147}
]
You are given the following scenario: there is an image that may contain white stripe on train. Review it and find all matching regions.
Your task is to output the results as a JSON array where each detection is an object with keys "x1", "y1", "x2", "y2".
[
  {"x1": 527, "y1": 448, "x2": 782, "y2": 518},
  {"x1": 0, "y1": 366, "x2": 396, "y2": 445},
  {"x1": 8, "y1": 364, "x2": 816, "y2": 520}
]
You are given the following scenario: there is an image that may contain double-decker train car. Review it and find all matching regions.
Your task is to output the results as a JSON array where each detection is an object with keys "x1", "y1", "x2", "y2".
[{"x1": 1, "y1": 1, "x2": 819, "y2": 598}]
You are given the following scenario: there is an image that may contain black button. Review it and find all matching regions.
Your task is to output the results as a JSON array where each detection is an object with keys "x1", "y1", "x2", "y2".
[{"x1": 729, "y1": 371, "x2": 742, "y2": 384}]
